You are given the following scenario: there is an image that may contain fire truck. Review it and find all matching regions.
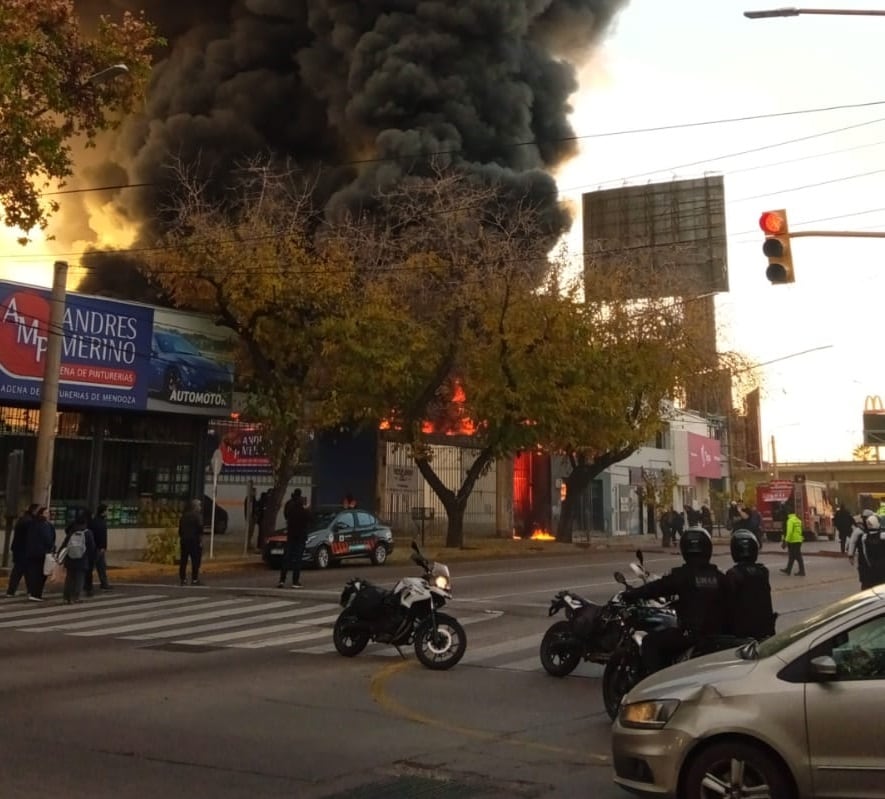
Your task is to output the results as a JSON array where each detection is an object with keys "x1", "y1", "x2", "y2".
[{"x1": 755, "y1": 475, "x2": 835, "y2": 542}]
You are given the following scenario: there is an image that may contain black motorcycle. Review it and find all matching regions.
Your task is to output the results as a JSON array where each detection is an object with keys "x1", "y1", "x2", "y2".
[
  {"x1": 601, "y1": 557, "x2": 753, "y2": 720},
  {"x1": 332, "y1": 541, "x2": 467, "y2": 670},
  {"x1": 540, "y1": 554, "x2": 677, "y2": 678}
]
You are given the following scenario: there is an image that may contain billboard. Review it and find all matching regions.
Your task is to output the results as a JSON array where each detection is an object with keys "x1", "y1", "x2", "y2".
[
  {"x1": 583, "y1": 176, "x2": 729, "y2": 300},
  {"x1": 863, "y1": 395, "x2": 885, "y2": 446},
  {"x1": 0, "y1": 280, "x2": 236, "y2": 416},
  {"x1": 207, "y1": 419, "x2": 272, "y2": 473}
]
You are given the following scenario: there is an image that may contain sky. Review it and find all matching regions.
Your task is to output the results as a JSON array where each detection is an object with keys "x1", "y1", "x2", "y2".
[
  {"x1": 1, "y1": 0, "x2": 881, "y2": 465},
  {"x1": 555, "y1": 0, "x2": 885, "y2": 465}
]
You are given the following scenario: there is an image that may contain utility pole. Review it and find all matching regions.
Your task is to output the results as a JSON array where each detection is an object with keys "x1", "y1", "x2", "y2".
[
  {"x1": 31, "y1": 260, "x2": 68, "y2": 509},
  {"x1": 29, "y1": 64, "x2": 129, "y2": 511}
]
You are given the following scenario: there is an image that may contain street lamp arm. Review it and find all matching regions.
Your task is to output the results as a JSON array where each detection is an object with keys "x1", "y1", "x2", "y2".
[{"x1": 746, "y1": 7, "x2": 885, "y2": 17}]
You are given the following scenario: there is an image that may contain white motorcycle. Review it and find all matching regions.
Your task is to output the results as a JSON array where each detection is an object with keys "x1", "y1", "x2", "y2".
[{"x1": 333, "y1": 541, "x2": 467, "y2": 670}]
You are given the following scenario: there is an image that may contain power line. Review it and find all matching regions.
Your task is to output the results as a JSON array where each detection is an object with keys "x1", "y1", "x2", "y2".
[{"x1": 34, "y1": 99, "x2": 885, "y2": 199}]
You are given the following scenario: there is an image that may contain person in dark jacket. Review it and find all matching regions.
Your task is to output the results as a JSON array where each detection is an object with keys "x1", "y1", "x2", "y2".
[
  {"x1": 279, "y1": 489, "x2": 312, "y2": 589},
  {"x1": 58, "y1": 511, "x2": 96, "y2": 604},
  {"x1": 724, "y1": 530, "x2": 776, "y2": 639},
  {"x1": 84, "y1": 503, "x2": 111, "y2": 594},
  {"x1": 834, "y1": 504, "x2": 855, "y2": 554},
  {"x1": 178, "y1": 499, "x2": 204, "y2": 586},
  {"x1": 621, "y1": 527, "x2": 728, "y2": 674},
  {"x1": 24, "y1": 506, "x2": 56, "y2": 601},
  {"x1": 5, "y1": 504, "x2": 38, "y2": 597}
]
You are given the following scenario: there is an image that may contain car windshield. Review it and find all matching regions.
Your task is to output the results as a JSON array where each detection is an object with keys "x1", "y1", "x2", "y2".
[
  {"x1": 753, "y1": 592, "x2": 881, "y2": 659},
  {"x1": 308, "y1": 511, "x2": 340, "y2": 532},
  {"x1": 156, "y1": 333, "x2": 201, "y2": 356}
]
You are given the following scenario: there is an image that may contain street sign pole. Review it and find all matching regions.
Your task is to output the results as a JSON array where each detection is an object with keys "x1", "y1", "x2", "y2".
[{"x1": 210, "y1": 449, "x2": 223, "y2": 559}]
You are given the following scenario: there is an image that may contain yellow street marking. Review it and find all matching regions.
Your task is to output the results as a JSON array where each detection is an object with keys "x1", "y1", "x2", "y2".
[{"x1": 369, "y1": 659, "x2": 610, "y2": 765}]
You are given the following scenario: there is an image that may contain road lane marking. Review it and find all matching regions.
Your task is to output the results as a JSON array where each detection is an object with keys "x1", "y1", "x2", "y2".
[{"x1": 125, "y1": 602, "x2": 338, "y2": 641}]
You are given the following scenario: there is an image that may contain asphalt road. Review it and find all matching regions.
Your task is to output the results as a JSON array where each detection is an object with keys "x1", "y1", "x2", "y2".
[{"x1": 0, "y1": 543, "x2": 863, "y2": 798}]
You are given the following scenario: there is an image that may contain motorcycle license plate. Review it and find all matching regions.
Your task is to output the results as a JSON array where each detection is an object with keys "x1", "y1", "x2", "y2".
[{"x1": 270, "y1": 547, "x2": 284, "y2": 555}]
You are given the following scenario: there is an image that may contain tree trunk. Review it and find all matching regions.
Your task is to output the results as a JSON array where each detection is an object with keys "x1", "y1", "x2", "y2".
[
  {"x1": 258, "y1": 459, "x2": 296, "y2": 548},
  {"x1": 413, "y1": 445, "x2": 494, "y2": 549},
  {"x1": 558, "y1": 464, "x2": 594, "y2": 544},
  {"x1": 557, "y1": 446, "x2": 639, "y2": 543}
]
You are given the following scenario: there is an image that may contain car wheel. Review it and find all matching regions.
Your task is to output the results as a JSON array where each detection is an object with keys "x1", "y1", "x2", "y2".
[
  {"x1": 371, "y1": 542, "x2": 389, "y2": 566},
  {"x1": 683, "y1": 741, "x2": 794, "y2": 799},
  {"x1": 314, "y1": 545, "x2": 331, "y2": 570}
]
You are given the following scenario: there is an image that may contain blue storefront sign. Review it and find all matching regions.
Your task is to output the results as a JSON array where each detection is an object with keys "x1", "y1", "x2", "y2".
[{"x1": 0, "y1": 280, "x2": 236, "y2": 415}]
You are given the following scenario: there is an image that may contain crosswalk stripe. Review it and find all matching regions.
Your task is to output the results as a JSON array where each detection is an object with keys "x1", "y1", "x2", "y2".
[
  {"x1": 460, "y1": 634, "x2": 540, "y2": 664},
  {"x1": 0, "y1": 594, "x2": 165, "y2": 623},
  {"x1": 124, "y1": 602, "x2": 338, "y2": 641},
  {"x1": 177, "y1": 612, "x2": 341, "y2": 645},
  {"x1": 70, "y1": 598, "x2": 267, "y2": 637},
  {"x1": 19, "y1": 597, "x2": 209, "y2": 633},
  {"x1": 233, "y1": 628, "x2": 332, "y2": 649}
]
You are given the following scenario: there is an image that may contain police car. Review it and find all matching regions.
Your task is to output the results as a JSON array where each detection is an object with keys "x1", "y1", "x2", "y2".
[{"x1": 262, "y1": 505, "x2": 395, "y2": 570}]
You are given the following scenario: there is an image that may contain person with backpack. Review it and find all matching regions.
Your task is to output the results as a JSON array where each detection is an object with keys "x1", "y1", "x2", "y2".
[
  {"x1": 848, "y1": 510, "x2": 885, "y2": 589},
  {"x1": 58, "y1": 510, "x2": 96, "y2": 604}
]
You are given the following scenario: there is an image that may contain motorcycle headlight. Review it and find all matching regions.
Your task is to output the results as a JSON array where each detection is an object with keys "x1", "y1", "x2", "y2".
[
  {"x1": 619, "y1": 699, "x2": 680, "y2": 729},
  {"x1": 434, "y1": 575, "x2": 451, "y2": 590}
]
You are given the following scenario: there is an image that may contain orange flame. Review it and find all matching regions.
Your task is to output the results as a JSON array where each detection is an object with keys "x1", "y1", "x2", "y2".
[{"x1": 513, "y1": 526, "x2": 557, "y2": 541}]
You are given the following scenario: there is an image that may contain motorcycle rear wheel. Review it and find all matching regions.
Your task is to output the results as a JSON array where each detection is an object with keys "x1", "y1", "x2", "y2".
[
  {"x1": 602, "y1": 648, "x2": 642, "y2": 721},
  {"x1": 539, "y1": 620, "x2": 582, "y2": 677},
  {"x1": 332, "y1": 613, "x2": 370, "y2": 657},
  {"x1": 414, "y1": 613, "x2": 467, "y2": 670}
]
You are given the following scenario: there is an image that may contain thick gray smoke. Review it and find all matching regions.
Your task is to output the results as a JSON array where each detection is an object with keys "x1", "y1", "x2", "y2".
[{"x1": 75, "y1": 0, "x2": 627, "y2": 295}]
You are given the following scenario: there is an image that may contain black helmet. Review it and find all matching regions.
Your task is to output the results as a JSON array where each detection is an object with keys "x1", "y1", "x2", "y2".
[
  {"x1": 680, "y1": 526, "x2": 713, "y2": 563},
  {"x1": 730, "y1": 529, "x2": 759, "y2": 564}
]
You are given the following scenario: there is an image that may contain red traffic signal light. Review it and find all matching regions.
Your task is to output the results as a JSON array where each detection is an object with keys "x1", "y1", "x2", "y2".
[
  {"x1": 759, "y1": 209, "x2": 794, "y2": 284},
  {"x1": 759, "y1": 211, "x2": 787, "y2": 235}
]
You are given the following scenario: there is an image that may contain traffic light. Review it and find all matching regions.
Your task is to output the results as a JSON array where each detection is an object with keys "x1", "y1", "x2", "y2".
[{"x1": 759, "y1": 209, "x2": 794, "y2": 284}]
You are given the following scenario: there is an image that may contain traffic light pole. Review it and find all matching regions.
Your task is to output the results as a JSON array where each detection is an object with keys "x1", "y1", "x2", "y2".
[{"x1": 787, "y1": 230, "x2": 885, "y2": 239}]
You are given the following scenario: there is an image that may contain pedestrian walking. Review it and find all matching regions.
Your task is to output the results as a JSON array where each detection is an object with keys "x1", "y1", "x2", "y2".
[
  {"x1": 84, "y1": 503, "x2": 112, "y2": 594},
  {"x1": 279, "y1": 489, "x2": 311, "y2": 589},
  {"x1": 178, "y1": 499, "x2": 204, "y2": 586},
  {"x1": 5, "y1": 504, "x2": 38, "y2": 597},
  {"x1": 779, "y1": 506, "x2": 805, "y2": 577},
  {"x1": 24, "y1": 506, "x2": 56, "y2": 601},
  {"x1": 58, "y1": 511, "x2": 96, "y2": 604}
]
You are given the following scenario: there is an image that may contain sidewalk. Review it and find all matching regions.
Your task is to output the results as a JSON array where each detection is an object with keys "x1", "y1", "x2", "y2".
[{"x1": 3, "y1": 532, "x2": 847, "y2": 585}]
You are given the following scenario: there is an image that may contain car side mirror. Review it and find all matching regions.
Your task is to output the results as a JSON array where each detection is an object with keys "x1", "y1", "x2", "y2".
[
  {"x1": 614, "y1": 571, "x2": 627, "y2": 586},
  {"x1": 332, "y1": 522, "x2": 344, "y2": 532},
  {"x1": 810, "y1": 655, "x2": 838, "y2": 680}
]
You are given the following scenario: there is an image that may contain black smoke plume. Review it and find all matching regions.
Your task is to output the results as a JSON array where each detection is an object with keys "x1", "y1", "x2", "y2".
[{"x1": 75, "y1": 0, "x2": 628, "y2": 299}]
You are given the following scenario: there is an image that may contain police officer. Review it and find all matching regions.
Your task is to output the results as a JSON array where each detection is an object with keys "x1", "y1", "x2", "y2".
[
  {"x1": 848, "y1": 510, "x2": 885, "y2": 590},
  {"x1": 724, "y1": 530, "x2": 776, "y2": 640},
  {"x1": 621, "y1": 527, "x2": 728, "y2": 674}
]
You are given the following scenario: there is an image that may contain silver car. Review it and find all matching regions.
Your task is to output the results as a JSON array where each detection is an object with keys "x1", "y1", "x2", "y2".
[{"x1": 612, "y1": 587, "x2": 885, "y2": 798}]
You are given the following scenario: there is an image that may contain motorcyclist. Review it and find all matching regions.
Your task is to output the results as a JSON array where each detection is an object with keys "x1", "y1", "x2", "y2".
[
  {"x1": 621, "y1": 526, "x2": 727, "y2": 674},
  {"x1": 724, "y1": 530, "x2": 776, "y2": 639}
]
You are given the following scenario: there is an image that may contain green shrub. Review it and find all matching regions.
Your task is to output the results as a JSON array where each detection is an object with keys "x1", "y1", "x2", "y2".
[{"x1": 142, "y1": 528, "x2": 179, "y2": 564}]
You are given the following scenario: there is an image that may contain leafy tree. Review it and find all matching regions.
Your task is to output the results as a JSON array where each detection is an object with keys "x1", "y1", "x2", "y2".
[
  {"x1": 139, "y1": 162, "x2": 361, "y2": 541},
  {"x1": 0, "y1": 0, "x2": 160, "y2": 236},
  {"x1": 327, "y1": 170, "x2": 586, "y2": 547},
  {"x1": 853, "y1": 443, "x2": 878, "y2": 462}
]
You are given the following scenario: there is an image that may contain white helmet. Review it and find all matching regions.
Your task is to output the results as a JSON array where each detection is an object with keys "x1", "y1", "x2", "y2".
[{"x1": 866, "y1": 514, "x2": 881, "y2": 531}]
